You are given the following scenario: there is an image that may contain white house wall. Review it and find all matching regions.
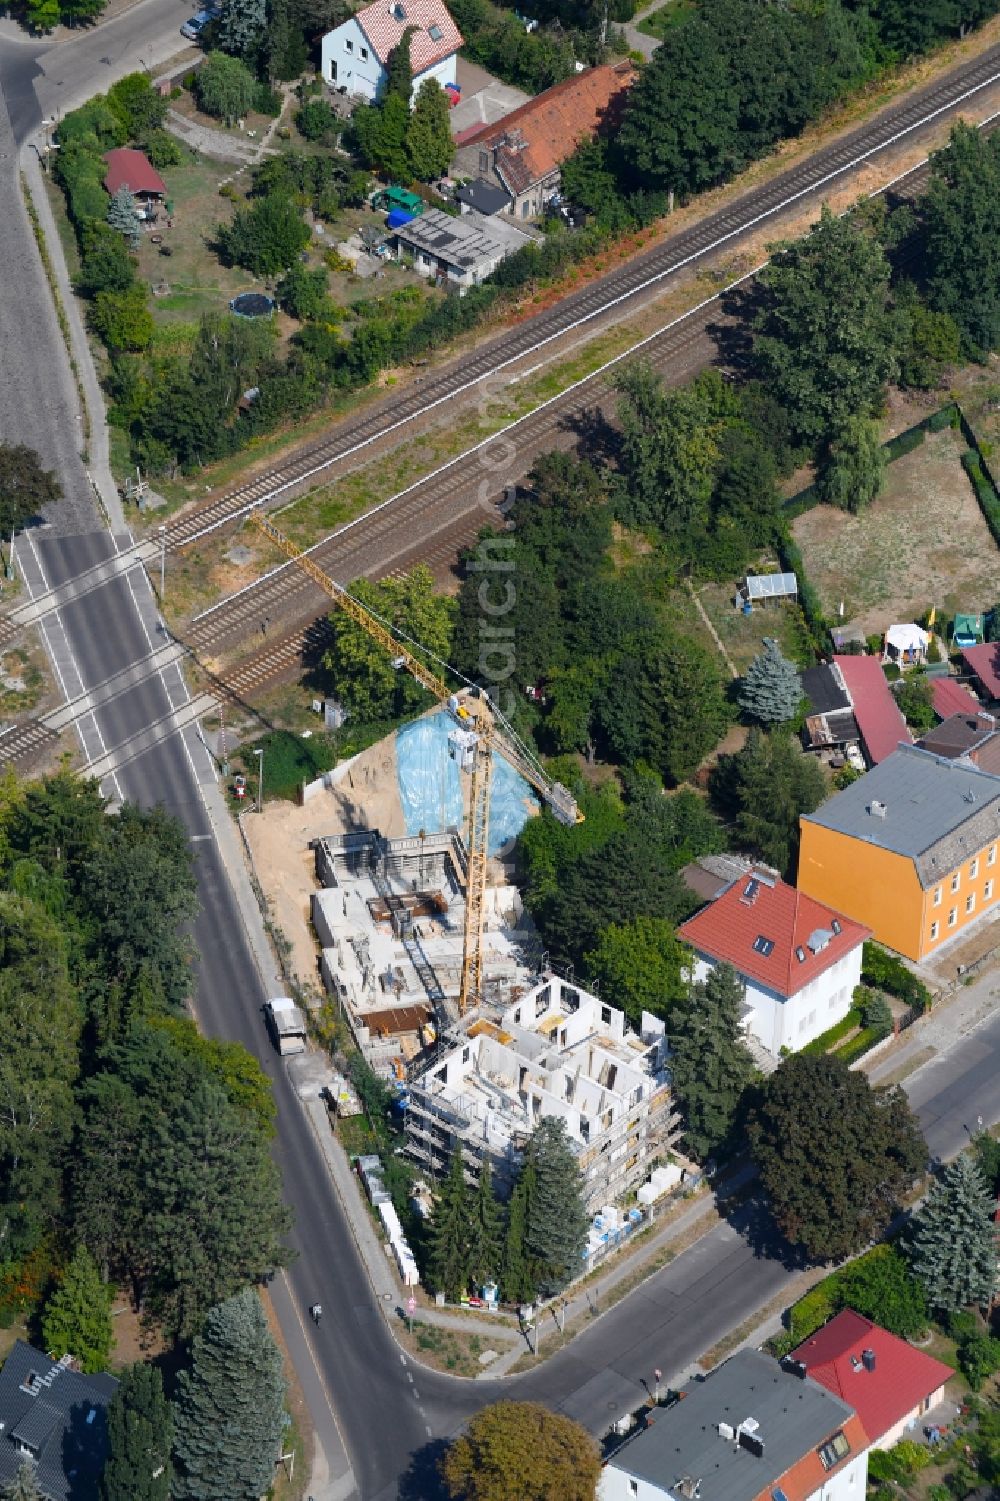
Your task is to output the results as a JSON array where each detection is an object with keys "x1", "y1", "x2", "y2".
[
  {"x1": 600, "y1": 1450, "x2": 868, "y2": 1501},
  {"x1": 320, "y1": 18, "x2": 458, "y2": 103},
  {"x1": 692, "y1": 943, "x2": 863, "y2": 1056}
]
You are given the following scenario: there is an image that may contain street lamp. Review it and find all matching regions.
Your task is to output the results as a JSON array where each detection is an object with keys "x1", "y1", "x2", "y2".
[
  {"x1": 254, "y1": 747, "x2": 264, "y2": 813},
  {"x1": 159, "y1": 524, "x2": 166, "y2": 600}
]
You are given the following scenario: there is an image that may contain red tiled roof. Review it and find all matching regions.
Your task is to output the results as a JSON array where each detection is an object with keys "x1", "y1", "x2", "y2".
[
  {"x1": 677, "y1": 873, "x2": 869, "y2": 999},
  {"x1": 931, "y1": 676, "x2": 979, "y2": 721},
  {"x1": 461, "y1": 62, "x2": 635, "y2": 194},
  {"x1": 750, "y1": 1412, "x2": 869, "y2": 1501},
  {"x1": 834, "y1": 655, "x2": 912, "y2": 765},
  {"x1": 961, "y1": 642, "x2": 1000, "y2": 700},
  {"x1": 353, "y1": 0, "x2": 462, "y2": 74},
  {"x1": 791, "y1": 1310, "x2": 954, "y2": 1446},
  {"x1": 103, "y1": 148, "x2": 167, "y2": 197}
]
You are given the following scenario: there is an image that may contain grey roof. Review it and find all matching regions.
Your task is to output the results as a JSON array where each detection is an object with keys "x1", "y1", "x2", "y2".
[
  {"x1": 802, "y1": 743, "x2": 1000, "y2": 888},
  {"x1": 746, "y1": 572, "x2": 796, "y2": 601},
  {"x1": 455, "y1": 179, "x2": 511, "y2": 215},
  {"x1": 801, "y1": 663, "x2": 851, "y2": 717},
  {"x1": 607, "y1": 1350, "x2": 856, "y2": 1501},
  {"x1": 393, "y1": 207, "x2": 530, "y2": 269},
  {"x1": 0, "y1": 1342, "x2": 118, "y2": 1501}
]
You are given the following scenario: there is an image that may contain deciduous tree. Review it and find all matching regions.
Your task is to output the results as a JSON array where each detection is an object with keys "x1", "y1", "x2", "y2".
[
  {"x1": 172, "y1": 1289, "x2": 286, "y2": 1501},
  {"x1": 737, "y1": 637, "x2": 805, "y2": 726},
  {"x1": 584, "y1": 915, "x2": 690, "y2": 1024},
  {"x1": 746, "y1": 1053, "x2": 926, "y2": 1260},
  {"x1": 218, "y1": 191, "x2": 311, "y2": 275},
  {"x1": 322, "y1": 566, "x2": 454, "y2": 723},
  {"x1": 41, "y1": 1245, "x2": 113, "y2": 1373},
  {"x1": 815, "y1": 415, "x2": 887, "y2": 514},
  {"x1": 441, "y1": 1401, "x2": 601, "y2": 1501},
  {"x1": 101, "y1": 1362, "x2": 172, "y2": 1501},
  {"x1": 0, "y1": 443, "x2": 62, "y2": 535},
  {"x1": 196, "y1": 51, "x2": 258, "y2": 126},
  {"x1": 907, "y1": 1152, "x2": 999, "y2": 1315},
  {"x1": 922, "y1": 122, "x2": 1000, "y2": 359},
  {"x1": 666, "y1": 963, "x2": 756, "y2": 1161}
]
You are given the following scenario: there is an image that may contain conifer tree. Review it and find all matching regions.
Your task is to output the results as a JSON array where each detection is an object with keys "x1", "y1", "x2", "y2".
[
  {"x1": 385, "y1": 24, "x2": 416, "y2": 104},
  {"x1": 907, "y1": 1153, "x2": 999, "y2": 1316},
  {"x1": 216, "y1": 0, "x2": 266, "y2": 60},
  {"x1": 467, "y1": 1162, "x2": 503, "y2": 1290},
  {"x1": 500, "y1": 1163, "x2": 535, "y2": 1305},
  {"x1": 427, "y1": 1146, "x2": 471, "y2": 1300},
  {"x1": 666, "y1": 963, "x2": 756, "y2": 1161},
  {"x1": 523, "y1": 1118, "x2": 589, "y2": 1297},
  {"x1": 172, "y1": 1289, "x2": 285, "y2": 1501},
  {"x1": 41, "y1": 1245, "x2": 114, "y2": 1373},
  {"x1": 737, "y1": 637, "x2": 804, "y2": 727},
  {"x1": 406, "y1": 79, "x2": 453, "y2": 181},
  {"x1": 1, "y1": 1464, "x2": 41, "y2": 1501},
  {"x1": 106, "y1": 185, "x2": 140, "y2": 250},
  {"x1": 101, "y1": 1363, "x2": 172, "y2": 1501}
]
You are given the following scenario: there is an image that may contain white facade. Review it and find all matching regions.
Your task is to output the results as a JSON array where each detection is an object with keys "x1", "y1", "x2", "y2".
[
  {"x1": 691, "y1": 941, "x2": 863, "y2": 1056},
  {"x1": 601, "y1": 1455, "x2": 868, "y2": 1501},
  {"x1": 320, "y1": 16, "x2": 458, "y2": 103}
]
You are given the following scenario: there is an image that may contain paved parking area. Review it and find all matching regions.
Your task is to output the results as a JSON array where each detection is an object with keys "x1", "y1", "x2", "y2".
[{"x1": 451, "y1": 55, "x2": 530, "y2": 137}]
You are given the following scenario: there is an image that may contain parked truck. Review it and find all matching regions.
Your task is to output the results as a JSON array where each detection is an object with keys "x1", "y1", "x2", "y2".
[{"x1": 264, "y1": 996, "x2": 307, "y2": 1055}]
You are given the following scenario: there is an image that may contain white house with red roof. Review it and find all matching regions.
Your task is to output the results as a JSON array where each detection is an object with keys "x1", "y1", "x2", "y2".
[
  {"x1": 677, "y1": 868, "x2": 870, "y2": 1056},
  {"x1": 791, "y1": 1310, "x2": 953, "y2": 1450},
  {"x1": 321, "y1": 0, "x2": 462, "y2": 104}
]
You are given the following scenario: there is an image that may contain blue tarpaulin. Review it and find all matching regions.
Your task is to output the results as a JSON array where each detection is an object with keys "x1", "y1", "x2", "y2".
[{"x1": 395, "y1": 711, "x2": 538, "y2": 856}]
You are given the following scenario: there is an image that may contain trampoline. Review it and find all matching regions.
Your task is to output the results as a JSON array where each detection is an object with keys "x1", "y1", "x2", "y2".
[{"x1": 229, "y1": 292, "x2": 274, "y2": 318}]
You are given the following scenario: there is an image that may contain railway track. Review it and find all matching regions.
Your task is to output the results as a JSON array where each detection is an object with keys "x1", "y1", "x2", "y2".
[
  {"x1": 164, "y1": 40, "x2": 1000, "y2": 552},
  {"x1": 0, "y1": 718, "x2": 58, "y2": 770}
]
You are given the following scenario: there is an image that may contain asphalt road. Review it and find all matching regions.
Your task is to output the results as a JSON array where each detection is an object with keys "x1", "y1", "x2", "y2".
[{"x1": 5, "y1": 13, "x2": 1000, "y2": 1501}]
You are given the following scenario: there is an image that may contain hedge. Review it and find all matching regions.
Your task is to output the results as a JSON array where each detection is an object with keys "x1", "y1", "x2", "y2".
[
  {"x1": 800, "y1": 1006, "x2": 863, "y2": 1057},
  {"x1": 962, "y1": 449, "x2": 1000, "y2": 546},
  {"x1": 883, "y1": 425, "x2": 925, "y2": 462},
  {"x1": 834, "y1": 1026, "x2": 883, "y2": 1066},
  {"x1": 861, "y1": 941, "x2": 932, "y2": 1012}
]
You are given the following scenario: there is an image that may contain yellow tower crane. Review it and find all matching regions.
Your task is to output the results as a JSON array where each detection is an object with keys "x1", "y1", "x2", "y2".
[{"x1": 247, "y1": 509, "x2": 581, "y2": 1014}]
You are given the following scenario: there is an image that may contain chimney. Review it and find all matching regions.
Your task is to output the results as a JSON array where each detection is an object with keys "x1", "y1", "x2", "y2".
[
  {"x1": 862, "y1": 1348, "x2": 877, "y2": 1373},
  {"x1": 868, "y1": 800, "x2": 887, "y2": 819}
]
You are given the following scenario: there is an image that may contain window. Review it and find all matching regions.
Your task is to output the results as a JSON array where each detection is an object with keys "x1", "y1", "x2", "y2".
[
  {"x1": 428, "y1": 21, "x2": 443, "y2": 38},
  {"x1": 329, "y1": 59, "x2": 337, "y2": 80},
  {"x1": 933, "y1": 886, "x2": 942, "y2": 907},
  {"x1": 930, "y1": 921, "x2": 939, "y2": 941},
  {"x1": 345, "y1": 36, "x2": 353, "y2": 51},
  {"x1": 479, "y1": 150, "x2": 489, "y2": 173},
  {"x1": 967, "y1": 893, "x2": 976, "y2": 915},
  {"x1": 520, "y1": 199, "x2": 530, "y2": 218},
  {"x1": 628, "y1": 1483, "x2": 638, "y2": 1499},
  {"x1": 818, "y1": 1432, "x2": 851, "y2": 1471},
  {"x1": 971, "y1": 858, "x2": 979, "y2": 878},
  {"x1": 986, "y1": 880, "x2": 994, "y2": 901},
  {"x1": 951, "y1": 871, "x2": 961, "y2": 892},
  {"x1": 752, "y1": 935, "x2": 775, "y2": 956},
  {"x1": 990, "y1": 845, "x2": 997, "y2": 867},
  {"x1": 601, "y1": 1005, "x2": 612, "y2": 1025},
  {"x1": 948, "y1": 906, "x2": 958, "y2": 927},
  {"x1": 360, "y1": 44, "x2": 368, "y2": 58}
]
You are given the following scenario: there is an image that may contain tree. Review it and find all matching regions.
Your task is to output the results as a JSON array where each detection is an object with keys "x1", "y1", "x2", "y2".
[
  {"x1": 467, "y1": 1163, "x2": 503, "y2": 1291},
  {"x1": 106, "y1": 73, "x2": 168, "y2": 138},
  {"x1": 746, "y1": 1053, "x2": 926, "y2": 1260},
  {"x1": 294, "y1": 98, "x2": 343, "y2": 144},
  {"x1": 427, "y1": 1147, "x2": 471, "y2": 1301},
  {"x1": 711, "y1": 729, "x2": 825, "y2": 878},
  {"x1": 195, "y1": 52, "x2": 257, "y2": 126},
  {"x1": 907, "y1": 1152, "x2": 999, "y2": 1316},
  {"x1": 172, "y1": 1289, "x2": 286, "y2": 1501},
  {"x1": 523, "y1": 1118, "x2": 588, "y2": 1297},
  {"x1": 815, "y1": 415, "x2": 887, "y2": 514},
  {"x1": 276, "y1": 262, "x2": 332, "y2": 322},
  {"x1": 322, "y1": 567, "x2": 454, "y2": 722},
  {"x1": 78, "y1": 223, "x2": 136, "y2": 296},
  {"x1": 499, "y1": 1164, "x2": 535, "y2": 1304},
  {"x1": 406, "y1": 79, "x2": 453, "y2": 181},
  {"x1": 832, "y1": 1243, "x2": 927, "y2": 1338},
  {"x1": 584, "y1": 916, "x2": 690, "y2": 1024},
  {"x1": 216, "y1": 0, "x2": 267, "y2": 60},
  {"x1": 666, "y1": 963, "x2": 756, "y2": 1161},
  {"x1": 893, "y1": 282, "x2": 961, "y2": 390},
  {"x1": 0, "y1": 443, "x2": 62, "y2": 536},
  {"x1": 441, "y1": 1401, "x2": 601, "y2": 1501},
  {"x1": 88, "y1": 285, "x2": 154, "y2": 353},
  {"x1": 385, "y1": 24, "x2": 416, "y2": 103},
  {"x1": 922, "y1": 123, "x2": 1000, "y2": 359},
  {"x1": 751, "y1": 205, "x2": 896, "y2": 452},
  {"x1": 106, "y1": 184, "x2": 141, "y2": 249},
  {"x1": 101, "y1": 1363, "x2": 172, "y2": 1501},
  {"x1": 355, "y1": 92, "x2": 411, "y2": 179},
  {"x1": 600, "y1": 625, "x2": 731, "y2": 783},
  {"x1": 218, "y1": 191, "x2": 311, "y2": 276},
  {"x1": 1, "y1": 1465, "x2": 42, "y2": 1501},
  {"x1": 895, "y1": 675, "x2": 936, "y2": 732},
  {"x1": 738, "y1": 637, "x2": 805, "y2": 727},
  {"x1": 41, "y1": 1246, "x2": 113, "y2": 1373}
]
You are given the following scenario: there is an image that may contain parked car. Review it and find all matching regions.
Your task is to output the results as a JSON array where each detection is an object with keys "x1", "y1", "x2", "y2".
[{"x1": 180, "y1": 7, "x2": 215, "y2": 39}]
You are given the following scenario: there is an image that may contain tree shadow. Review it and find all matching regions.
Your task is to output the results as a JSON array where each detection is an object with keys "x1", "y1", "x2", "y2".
[
  {"x1": 559, "y1": 402, "x2": 622, "y2": 468},
  {"x1": 709, "y1": 279, "x2": 767, "y2": 379},
  {"x1": 397, "y1": 1437, "x2": 451, "y2": 1501},
  {"x1": 727, "y1": 1194, "x2": 810, "y2": 1273}
]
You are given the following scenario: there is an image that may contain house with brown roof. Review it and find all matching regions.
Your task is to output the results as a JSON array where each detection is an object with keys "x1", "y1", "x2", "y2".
[
  {"x1": 452, "y1": 60, "x2": 636, "y2": 221},
  {"x1": 677, "y1": 867, "x2": 869, "y2": 1057},
  {"x1": 103, "y1": 147, "x2": 166, "y2": 208},
  {"x1": 961, "y1": 642, "x2": 1000, "y2": 705},
  {"x1": 321, "y1": 0, "x2": 462, "y2": 104}
]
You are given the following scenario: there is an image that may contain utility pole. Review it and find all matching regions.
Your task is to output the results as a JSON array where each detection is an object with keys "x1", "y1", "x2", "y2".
[
  {"x1": 158, "y1": 523, "x2": 166, "y2": 600},
  {"x1": 254, "y1": 746, "x2": 264, "y2": 813}
]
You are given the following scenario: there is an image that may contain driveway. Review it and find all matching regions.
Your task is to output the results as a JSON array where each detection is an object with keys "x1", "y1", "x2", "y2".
[{"x1": 451, "y1": 56, "x2": 529, "y2": 138}]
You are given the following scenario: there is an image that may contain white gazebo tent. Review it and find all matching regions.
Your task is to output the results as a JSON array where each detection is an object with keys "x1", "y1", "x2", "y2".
[{"x1": 884, "y1": 622, "x2": 929, "y2": 665}]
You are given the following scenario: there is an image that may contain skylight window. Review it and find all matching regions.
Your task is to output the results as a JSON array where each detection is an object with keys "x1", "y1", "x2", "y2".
[
  {"x1": 428, "y1": 21, "x2": 443, "y2": 38},
  {"x1": 818, "y1": 1432, "x2": 850, "y2": 1471},
  {"x1": 752, "y1": 935, "x2": 774, "y2": 957}
]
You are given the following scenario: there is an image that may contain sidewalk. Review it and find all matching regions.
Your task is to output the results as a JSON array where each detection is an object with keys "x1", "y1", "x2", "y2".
[{"x1": 622, "y1": 0, "x2": 663, "y2": 59}]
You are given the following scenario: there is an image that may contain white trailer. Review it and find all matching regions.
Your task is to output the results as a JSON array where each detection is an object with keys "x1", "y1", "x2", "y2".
[{"x1": 264, "y1": 996, "x2": 308, "y2": 1055}]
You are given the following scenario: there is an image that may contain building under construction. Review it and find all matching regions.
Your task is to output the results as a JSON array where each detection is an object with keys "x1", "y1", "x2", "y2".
[
  {"x1": 312, "y1": 829, "x2": 538, "y2": 1068},
  {"x1": 403, "y1": 973, "x2": 679, "y2": 1213}
]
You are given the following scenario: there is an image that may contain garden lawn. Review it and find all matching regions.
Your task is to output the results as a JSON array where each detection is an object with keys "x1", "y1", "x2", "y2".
[
  {"x1": 236, "y1": 728, "x2": 339, "y2": 800},
  {"x1": 791, "y1": 426, "x2": 1000, "y2": 635},
  {"x1": 694, "y1": 579, "x2": 816, "y2": 672},
  {"x1": 636, "y1": 0, "x2": 695, "y2": 39}
]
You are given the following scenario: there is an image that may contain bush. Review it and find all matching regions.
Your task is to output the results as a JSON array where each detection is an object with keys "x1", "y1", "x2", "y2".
[
  {"x1": 140, "y1": 128, "x2": 182, "y2": 169},
  {"x1": 238, "y1": 730, "x2": 338, "y2": 801},
  {"x1": 869, "y1": 1441, "x2": 931, "y2": 1483},
  {"x1": 254, "y1": 83, "x2": 283, "y2": 117},
  {"x1": 196, "y1": 51, "x2": 257, "y2": 125},
  {"x1": 958, "y1": 1331, "x2": 1000, "y2": 1390},
  {"x1": 800, "y1": 1007, "x2": 862, "y2": 1057},
  {"x1": 858, "y1": 989, "x2": 893, "y2": 1038},
  {"x1": 217, "y1": 192, "x2": 310, "y2": 275},
  {"x1": 87, "y1": 284, "x2": 154, "y2": 352},
  {"x1": 928, "y1": 402, "x2": 959, "y2": 432},
  {"x1": 295, "y1": 98, "x2": 343, "y2": 143},
  {"x1": 862, "y1": 942, "x2": 932, "y2": 1012}
]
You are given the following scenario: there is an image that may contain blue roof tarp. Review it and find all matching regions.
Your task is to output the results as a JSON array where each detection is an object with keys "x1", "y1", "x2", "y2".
[
  {"x1": 396, "y1": 711, "x2": 538, "y2": 856},
  {"x1": 387, "y1": 209, "x2": 417, "y2": 229}
]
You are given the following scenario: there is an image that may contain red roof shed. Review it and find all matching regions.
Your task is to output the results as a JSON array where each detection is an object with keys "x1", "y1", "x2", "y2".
[
  {"x1": 931, "y1": 675, "x2": 979, "y2": 721},
  {"x1": 834, "y1": 654, "x2": 911, "y2": 765},
  {"x1": 103, "y1": 148, "x2": 167, "y2": 198},
  {"x1": 961, "y1": 642, "x2": 1000, "y2": 701}
]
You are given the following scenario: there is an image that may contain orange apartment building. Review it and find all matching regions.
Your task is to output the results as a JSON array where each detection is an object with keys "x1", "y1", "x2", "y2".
[{"x1": 798, "y1": 743, "x2": 1000, "y2": 962}]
